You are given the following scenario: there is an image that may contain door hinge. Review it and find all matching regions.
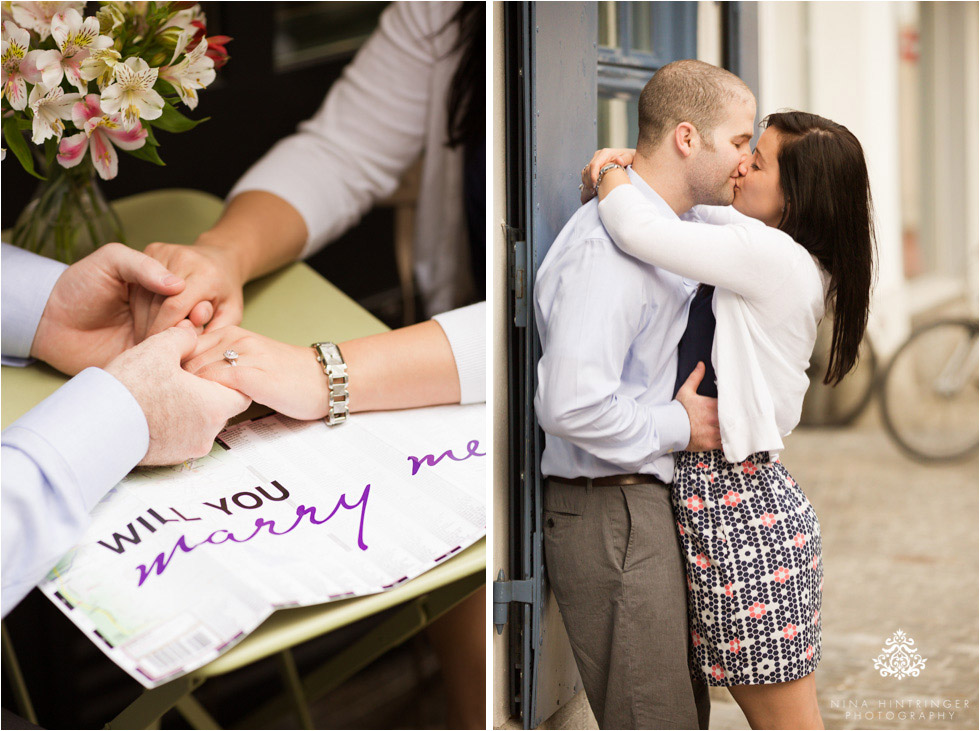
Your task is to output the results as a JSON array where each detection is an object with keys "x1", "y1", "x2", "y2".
[
  {"x1": 493, "y1": 570, "x2": 533, "y2": 634},
  {"x1": 504, "y1": 223, "x2": 527, "y2": 328}
]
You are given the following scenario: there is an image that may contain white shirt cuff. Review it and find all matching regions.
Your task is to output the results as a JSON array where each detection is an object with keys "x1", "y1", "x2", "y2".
[
  {"x1": 432, "y1": 302, "x2": 486, "y2": 405},
  {"x1": 1, "y1": 368, "x2": 149, "y2": 509}
]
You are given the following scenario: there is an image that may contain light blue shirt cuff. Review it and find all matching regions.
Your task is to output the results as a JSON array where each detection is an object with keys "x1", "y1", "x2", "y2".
[
  {"x1": 1, "y1": 368, "x2": 149, "y2": 509},
  {"x1": 1, "y1": 243, "x2": 68, "y2": 360},
  {"x1": 654, "y1": 400, "x2": 691, "y2": 455}
]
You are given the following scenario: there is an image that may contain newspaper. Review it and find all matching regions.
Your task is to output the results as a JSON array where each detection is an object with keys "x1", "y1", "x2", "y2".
[{"x1": 38, "y1": 403, "x2": 485, "y2": 688}]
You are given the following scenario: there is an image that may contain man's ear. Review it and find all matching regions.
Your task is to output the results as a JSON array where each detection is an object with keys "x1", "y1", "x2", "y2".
[{"x1": 673, "y1": 122, "x2": 698, "y2": 158}]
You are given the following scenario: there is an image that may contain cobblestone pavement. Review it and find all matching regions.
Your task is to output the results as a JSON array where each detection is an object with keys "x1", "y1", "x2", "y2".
[{"x1": 709, "y1": 415, "x2": 979, "y2": 730}]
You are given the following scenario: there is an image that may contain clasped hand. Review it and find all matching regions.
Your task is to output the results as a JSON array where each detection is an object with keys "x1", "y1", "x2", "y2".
[{"x1": 32, "y1": 244, "x2": 251, "y2": 465}]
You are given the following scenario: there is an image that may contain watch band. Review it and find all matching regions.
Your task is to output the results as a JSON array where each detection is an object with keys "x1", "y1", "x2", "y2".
[{"x1": 311, "y1": 342, "x2": 349, "y2": 425}]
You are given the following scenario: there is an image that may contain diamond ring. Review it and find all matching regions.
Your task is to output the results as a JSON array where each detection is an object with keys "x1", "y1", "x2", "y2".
[{"x1": 223, "y1": 349, "x2": 239, "y2": 366}]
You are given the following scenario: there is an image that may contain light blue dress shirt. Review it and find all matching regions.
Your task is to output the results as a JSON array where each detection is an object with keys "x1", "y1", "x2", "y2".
[
  {"x1": 1, "y1": 243, "x2": 149, "y2": 617},
  {"x1": 533, "y1": 169, "x2": 698, "y2": 481}
]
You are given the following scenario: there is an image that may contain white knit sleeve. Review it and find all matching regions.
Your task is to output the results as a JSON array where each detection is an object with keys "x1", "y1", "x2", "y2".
[
  {"x1": 228, "y1": 2, "x2": 458, "y2": 257},
  {"x1": 599, "y1": 185, "x2": 799, "y2": 301},
  {"x1": 432, "y1": 302, "x2": 485, "y2": 405}
]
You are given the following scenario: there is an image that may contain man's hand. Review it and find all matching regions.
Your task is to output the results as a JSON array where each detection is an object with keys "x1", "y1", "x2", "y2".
[
  {"x1": 104, "y1": 323, "x2": 252, "y2": 465},
  {"x1": 676, "y1": 362, "x2": 721, "y2": 451},
  {"x1": 30, "y1": 243, "x2": 187, "y2": 375},
  {"x1": 131, "y1": 241, "x2": 246, "y2": 340}
]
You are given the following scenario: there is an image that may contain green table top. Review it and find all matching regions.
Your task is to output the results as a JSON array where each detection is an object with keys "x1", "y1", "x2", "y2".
[{"x1": 2, "y1": 189, "x2": 486, "y2": 677}]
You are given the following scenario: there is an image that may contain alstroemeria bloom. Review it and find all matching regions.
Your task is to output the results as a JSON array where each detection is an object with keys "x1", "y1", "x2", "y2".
[
  {"x1": 188, "y1": 19, "x2": 229, "y2": 69},
  {"x1": 28, "y1": 82, "x2": 79, "y2": 142},
  {"x1": 57, "y1": 93, "x2": 147, "y2": 179},
  {"x1": 99, "y1": 57, "x2": 164, "y2": 130},
  {"x1": 31, "y1": 8, "x2": 114, "y2": 94},
  {"x1": 1, "y1": 20, "x2": 30, "y2": 109},
  {"x1": 160, "y1": 33, "x2": 214, "y2": 109},
  {"x1": 79, "y1": 45, "x2": 120, "y2": 89},
  {"x1": 11, "y1": 1, "x2": 82, "y2": 40},
  {"x1": 163, "y1": 5, "x2": 206, "y2": 34}
]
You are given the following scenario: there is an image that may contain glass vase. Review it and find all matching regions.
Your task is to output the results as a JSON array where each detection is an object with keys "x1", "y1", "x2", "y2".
[{"x1": 11, "y1": 159, "x2": 125, "y2": 264}]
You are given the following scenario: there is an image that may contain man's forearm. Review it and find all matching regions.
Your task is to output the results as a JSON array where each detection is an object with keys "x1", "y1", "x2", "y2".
[{"x1": 196, "y1": 191, "x2": 309, "y2": 283}]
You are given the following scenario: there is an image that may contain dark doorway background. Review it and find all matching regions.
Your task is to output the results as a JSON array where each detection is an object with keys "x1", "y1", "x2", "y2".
[{"x1": 1, "y1": 1, "x2": 407, "y2": 326}]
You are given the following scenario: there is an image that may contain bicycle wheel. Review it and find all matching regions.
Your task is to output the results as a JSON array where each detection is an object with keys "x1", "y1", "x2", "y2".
[{"x1": 880, "y1": 318, "x2": 979, "y2": 462}]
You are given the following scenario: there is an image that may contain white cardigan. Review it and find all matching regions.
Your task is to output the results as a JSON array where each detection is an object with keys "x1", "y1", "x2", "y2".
[
  {"x1": 598, "y1": 185, "x2": 830, "y2": 463},
  {"x1": 230, "y1": 1, "x2": 472, "y2": 317}
]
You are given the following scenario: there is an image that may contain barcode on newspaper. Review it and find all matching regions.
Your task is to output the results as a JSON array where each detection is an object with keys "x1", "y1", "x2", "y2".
[{"x1": 139, "y1": 629, "x2": 216, "y2": 676}]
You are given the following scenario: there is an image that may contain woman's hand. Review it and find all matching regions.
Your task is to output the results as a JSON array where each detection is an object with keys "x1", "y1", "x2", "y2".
[
  {"x1": 131, "y1": 241, "x2": 247, "y2": 341},
  {"x1": 183, "y1": 326, "x2": 330, "y2": 421},
  {"x1": 580, "y1": 148, "x2": 636, "y2": 204}
]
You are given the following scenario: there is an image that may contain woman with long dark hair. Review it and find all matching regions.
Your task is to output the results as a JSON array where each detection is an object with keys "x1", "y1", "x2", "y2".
[{"x1": 582, "y1": 111, "x2": 876, "y2": 729}]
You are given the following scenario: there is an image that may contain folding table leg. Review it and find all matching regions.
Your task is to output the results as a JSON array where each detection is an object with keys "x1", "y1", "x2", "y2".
[
  {"x1": 236, "y1": 571, "x2": 483, "y2": 729},
  {"x1": 1, "y1": 621, "x2": 38, "y2": 725},
  {"x1": 276, "y1": 649, "x2": 314, "y2": 730},
  {"x1": 105, "y1": 674, "x2": 204, "y2": 730}
]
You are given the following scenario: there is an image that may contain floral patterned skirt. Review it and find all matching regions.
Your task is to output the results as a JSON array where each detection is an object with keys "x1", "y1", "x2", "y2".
[{"x1": 672, "y1": 449, "x2": 823, "y2": 686}]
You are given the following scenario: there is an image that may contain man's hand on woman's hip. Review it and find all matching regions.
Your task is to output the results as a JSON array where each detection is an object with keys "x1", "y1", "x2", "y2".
[{"x1": 676, "y1": 362, "x2": 722, "y2": 452}]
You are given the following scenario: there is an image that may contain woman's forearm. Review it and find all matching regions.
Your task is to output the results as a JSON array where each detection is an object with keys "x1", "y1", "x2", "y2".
[
  {"x1": 342, "y1": 320, "x2": 461, "y2": 413},
  {"x1": 196, "y1": 191, "x2": 309, "y2": 283}
]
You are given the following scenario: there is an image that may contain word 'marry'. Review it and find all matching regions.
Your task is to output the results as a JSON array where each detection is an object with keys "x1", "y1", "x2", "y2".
[
  {"x1": 135, "y1": 484, "x2": 371, "y2": 587},
  {"x1": 407, "y1": 438, "x2": 485, "y2": 476}
]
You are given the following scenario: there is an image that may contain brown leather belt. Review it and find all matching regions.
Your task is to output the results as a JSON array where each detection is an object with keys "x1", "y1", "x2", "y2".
[{"x1": 549, "y1": 473, "x2": 664, "y2": 487}]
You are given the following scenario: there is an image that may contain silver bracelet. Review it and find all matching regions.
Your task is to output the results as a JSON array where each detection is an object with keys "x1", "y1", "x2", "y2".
[
  {"x1": 595, "y1": 162, "x2": 624, "y2": 191},
  {"x1": 311, "y1": 342, "x2": 348, "y2": 425}
]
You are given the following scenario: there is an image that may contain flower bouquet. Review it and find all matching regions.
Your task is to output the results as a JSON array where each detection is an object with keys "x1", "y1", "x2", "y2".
[{"x1": 1, "y1": 1, "x2": 230, "y2": 262}]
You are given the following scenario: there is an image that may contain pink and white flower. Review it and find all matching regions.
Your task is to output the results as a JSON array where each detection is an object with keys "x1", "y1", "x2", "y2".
[
  {"x1": 159, "y1": 31, "x2": 214, "y2": 109},
  {"x1": 773, "y1": 566, "x2": 791, "y2": 584},
  {"x1": 11, "y1": 1, "x2": 82, "y2": 40},
  {"x1": 728, "y1": 638, "x2": 741, "y2": 654},
  {"x1": 99, "y1": 56, "x2": 164, "y2": 130},
  {"x1": 686, "y1": 495, "x2": 704, "y2": 511},
  {"x1": 57, "y1": 93, "x2": 147, "y2": 179},
  {"x1": 694, "y1": 553, "x2": 710, "y2": 570},
  {"x1": 782, "y1": 624, "x2": 797, "y2": 640},
  {"x1": 31, "y1": 8, "x2": 113, "y2": 93},
  {"x1": 1, "y1": 20, "x2": 30, "y2": 109},
  {"x1": 793, "y1": 532, "x2": 807, "y2": 548},
  {"x1": 27, "y1": 82, "x2": 79, "y2": 142},
  {"x1": 748, "y1": 602, "x2": 767, "y2": 619},
  {"x1": 760, "y1": 512, "x2": 777, "y2": 527},
  {"x1": 710, "y1": 664, "x2": 725, "y2": 681}
]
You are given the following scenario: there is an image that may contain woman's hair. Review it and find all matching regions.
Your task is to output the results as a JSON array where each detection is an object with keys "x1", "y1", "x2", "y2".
[
  {"x1": 763, "y1": 111, "x2": 877, "y2": 386},
  {"x1": 445, "y1": 2, "x2": 484, "y2": 149}
]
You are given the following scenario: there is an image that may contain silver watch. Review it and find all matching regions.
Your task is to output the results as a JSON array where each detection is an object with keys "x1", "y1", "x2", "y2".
[{"x1": 311, "y1": 342, "x2": 348, "y2": 425}]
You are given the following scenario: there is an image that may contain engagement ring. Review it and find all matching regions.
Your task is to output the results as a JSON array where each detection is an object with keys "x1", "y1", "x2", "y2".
[{"x1": 224, "y1": 349, "x2": 239, "y2": 366}]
